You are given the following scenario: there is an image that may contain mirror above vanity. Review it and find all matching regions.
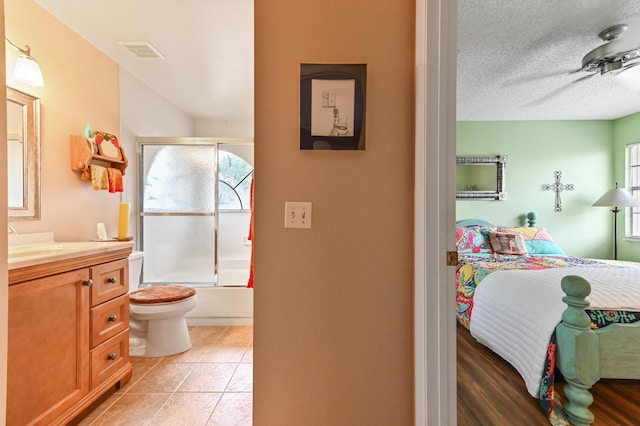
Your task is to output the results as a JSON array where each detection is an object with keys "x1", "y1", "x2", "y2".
[{"x1": 7, "y1": 86, "x2": 41, "y2": 220}]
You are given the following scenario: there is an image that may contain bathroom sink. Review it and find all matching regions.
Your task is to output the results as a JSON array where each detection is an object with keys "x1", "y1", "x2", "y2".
[
  {"x1": 8, "y1": 239, "x2": 134, "y2": 269},
  {"x1": 9, "y1": 242, "x2": 99, "y2": 258}
]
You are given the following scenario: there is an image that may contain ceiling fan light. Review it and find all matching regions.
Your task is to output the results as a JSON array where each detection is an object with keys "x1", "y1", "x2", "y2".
[
  {"x1": 14, "y1": 55, "x2": 44, "y2": 87},
  {"x1": 615, "y1": 64, "x2": 640, "y2": 90}
]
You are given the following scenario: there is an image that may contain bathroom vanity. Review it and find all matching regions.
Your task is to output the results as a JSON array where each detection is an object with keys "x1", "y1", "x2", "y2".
[{"x1": 7, "y1": 234, "x2": 134, "y2": 425}]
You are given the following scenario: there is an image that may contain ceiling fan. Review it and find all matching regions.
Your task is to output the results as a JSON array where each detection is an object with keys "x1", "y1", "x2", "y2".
[
  {"x1": 578, "y1": 24, "x2": 640, "y2": 76},
  {"x1": 524, "y1": 23, "x2": 640, "y2": 105}
]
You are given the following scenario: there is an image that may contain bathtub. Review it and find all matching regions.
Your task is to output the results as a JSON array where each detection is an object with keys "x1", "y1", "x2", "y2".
[
  {"x1": 186, "y1": 286, "x2": 253, "y2": 326},
  {"x1": 185, "y1": 258, "x2": 253, "y2": 326}
]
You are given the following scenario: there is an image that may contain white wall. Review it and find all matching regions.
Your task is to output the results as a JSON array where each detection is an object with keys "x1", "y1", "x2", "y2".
[
  {"x1": 195, "y1": 117, "x2": 254, "y2": 138},
  {"x1": 119, "y1": 69, "x2": 194, "y2": 242}
]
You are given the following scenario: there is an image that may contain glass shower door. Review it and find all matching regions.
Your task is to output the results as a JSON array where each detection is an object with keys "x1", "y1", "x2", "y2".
[{"x1": 139, "y1": 141, "x2": 217, "y2": 285}]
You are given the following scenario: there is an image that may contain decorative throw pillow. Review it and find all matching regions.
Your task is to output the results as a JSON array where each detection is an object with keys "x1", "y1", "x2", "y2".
[
  {"x1": 497, "y1": 227, "x2": 554, "y2": 241},
  {"x1": 496, "y1": 227, "x2": 566, "y2": 255},
  {"x1": 456, "y1": 226, "x2": 495, "y2": 253},
  {"x1": 489, "y1": 232, "x2": 528, "y2": 255}
]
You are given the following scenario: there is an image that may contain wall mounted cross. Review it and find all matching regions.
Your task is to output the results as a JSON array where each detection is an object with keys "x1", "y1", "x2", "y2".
[{"x1": 542, "y1": 171, "x2": 574, "y2": 212}]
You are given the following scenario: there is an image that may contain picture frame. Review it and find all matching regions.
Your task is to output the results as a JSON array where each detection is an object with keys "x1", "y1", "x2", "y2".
[
  {"x1": 456, "y1": 155, "x2": 508, "y2": 201},
  {"x1": 300, "y1": 63, "x2": 367, "y2": 150}
]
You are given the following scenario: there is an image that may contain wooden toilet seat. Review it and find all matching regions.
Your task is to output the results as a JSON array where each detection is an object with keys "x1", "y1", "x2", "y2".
[{"x1": 129, "y1": 285, "x2": 196, "y2": 304}]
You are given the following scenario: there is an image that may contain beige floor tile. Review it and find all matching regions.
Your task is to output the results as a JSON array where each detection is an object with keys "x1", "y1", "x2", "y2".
[
  {"x1": 150, "y1": 392, "x2": 222, "y2": 426},
  {"x1": 117, "y1": 361, "x2": 159, "y2": 394},
  {"x1": 89, "y1": 393, "x2": 171, "y2": 426},
  {"x1": 161, "y1": 347, "x2": 207, "y2": 363},
  {"x1": 227, "y1": 364, "x2": 253, "y2": 392},
  {"x1": 190, "y1": 326, "x2": 230, "y2": 346},
  {"x1": 130, "y1": 356, "x2": 163, "y2": 365},
  {"x1": 80, "y1": 326, "x2": 254, "y2": 424},
  {"x1": 241, "y1": 347, "x2": 253, "y2": 363},
  {"x1": 206, "y1": 392, "x2": 253, "y2": 426},
  {"x1": 128, "y1": 362, "x2": 197, "y2": 393},
  {"x1": 76, "y1": 392, "x2": 124, "y2": 425},
  {"x1": 221, "y1": 326, "x2": 253, "y2": 344},
  {"x1": 178, "y1": 363, "x2": 237, "y2": 392},
  {"x1": 201, "y1": 342, "x2": 249, "y2": 363}
]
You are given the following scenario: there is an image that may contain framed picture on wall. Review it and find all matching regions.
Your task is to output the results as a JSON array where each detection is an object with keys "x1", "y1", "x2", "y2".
[{"x1": 300, "y1": 63, "x2": 367, "y2": 150}]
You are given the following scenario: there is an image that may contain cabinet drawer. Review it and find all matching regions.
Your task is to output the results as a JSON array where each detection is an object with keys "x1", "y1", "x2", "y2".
[
  {"x1": 91, "y1": 294, "x2": 130, "y2": 347},
  {"x1": 91, "y1": 330, "x2": 129, "y2": 389},
  {"x1": 91, "y1": 259, "x2": 128, "y2": 306}
]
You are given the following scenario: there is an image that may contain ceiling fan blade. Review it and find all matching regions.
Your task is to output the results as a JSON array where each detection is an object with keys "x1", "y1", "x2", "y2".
[
  {"x1": 524, "y1": 72, "x2": 597, "y2": 106},
  {"x1": 502, "y1": 68, "x2": 582, "y2": 87},
  {"x1": 620, "y1": 61, "x2": 640, "y2": 71}
]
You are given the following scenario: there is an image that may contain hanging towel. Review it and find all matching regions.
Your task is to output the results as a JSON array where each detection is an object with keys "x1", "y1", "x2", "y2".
[
  {"x1": 247, "y1": 175, "x2": 254, "y2": 288},
  {"x1": 90, "y1": 164, "x2": 109, "y2": 190},
  {"x1": 107, "y1": 167, "x2": 124, "y2": 193}
]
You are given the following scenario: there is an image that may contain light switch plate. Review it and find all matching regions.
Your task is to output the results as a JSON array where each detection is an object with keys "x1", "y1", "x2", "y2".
[{"x1": 284, "y1": 202, "x2": 312, "y2": 229}]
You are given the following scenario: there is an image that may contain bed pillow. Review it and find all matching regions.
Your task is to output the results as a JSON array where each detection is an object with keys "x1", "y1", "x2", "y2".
[
  {"x1": 456, "y1": 226, "x2": 495, "y2": 253},
  {"x1": 496, "y1": 227, "x2": 565, "y2": 255},
  {"x1": 488, "y1": 232, "x2": 528, "y2": 255},
  {"x1": 523, "y1": 240, "x2": 566, "y2": 255}
]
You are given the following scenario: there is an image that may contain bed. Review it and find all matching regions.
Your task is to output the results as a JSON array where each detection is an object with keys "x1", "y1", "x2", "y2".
[{"x1": 455, "y1": 214, "x2": 640, "y2": 426}]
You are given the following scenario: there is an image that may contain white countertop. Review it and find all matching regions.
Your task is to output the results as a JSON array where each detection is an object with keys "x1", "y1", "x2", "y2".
[{"x1": 8, "y1": 233, "x2": 134, "y2": 270}]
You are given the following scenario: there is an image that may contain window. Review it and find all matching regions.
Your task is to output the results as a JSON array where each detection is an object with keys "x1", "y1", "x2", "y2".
[
  {"x1": 628, "y1": 143, "x2": 640, "y2": 238},
  {"x1": 218, "y1": 151, "x2": 254, "y2": 211}
]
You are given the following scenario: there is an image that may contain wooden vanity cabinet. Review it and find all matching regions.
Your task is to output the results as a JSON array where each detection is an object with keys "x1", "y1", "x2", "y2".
[{"x1": 7, "y1": 249, "x2": 132, "y2": 426}]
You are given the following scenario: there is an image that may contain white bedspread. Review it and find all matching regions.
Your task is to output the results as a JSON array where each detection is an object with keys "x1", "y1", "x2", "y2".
[{"x1": 469, "y1": 265, "x2": 640, "y2": 397}]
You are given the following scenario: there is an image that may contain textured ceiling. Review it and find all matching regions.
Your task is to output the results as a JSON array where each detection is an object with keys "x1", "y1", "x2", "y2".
[
  {"x1": 34, "y1": 0, "x2": 253, "y2": 122},
  {"x1": 458, "y1": 0, "x2": 640, "y2": 121},
  {"x1": 32, "y1": 1, "x2": 640, "y2": 123}
]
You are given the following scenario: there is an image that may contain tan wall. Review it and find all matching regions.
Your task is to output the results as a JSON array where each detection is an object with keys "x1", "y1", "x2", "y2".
[
  {"x1": 1, "y1": 0, "x2": 8, "y2": 419},
  {"x1": 5, "y1": 0, "x2": 121, "y2": 241},
  {"x1": 254, "y1": 0, "x2": 415, "y2": 424}
]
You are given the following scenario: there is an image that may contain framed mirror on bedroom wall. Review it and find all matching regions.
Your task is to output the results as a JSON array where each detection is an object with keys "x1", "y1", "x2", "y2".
[
  {"x1": 7, "y1": 86, "x2": 41, "y2": 220},
  {"x1": 456, "y1": 155, "x2": 507, "y2": 201}
]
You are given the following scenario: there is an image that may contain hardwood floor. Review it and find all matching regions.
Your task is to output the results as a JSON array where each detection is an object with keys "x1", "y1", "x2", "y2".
[{"x1": 457, "y1": 323, "x2": 640, "y2": 425}]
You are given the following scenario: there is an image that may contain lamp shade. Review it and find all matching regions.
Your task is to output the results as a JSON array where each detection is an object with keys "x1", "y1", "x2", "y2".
[
  {"x1": 13, "y1": 55, "x2": 44, "y2": 87},
  {"x1": 593, "y1": 187, "x2": 640, "y2": 207}
]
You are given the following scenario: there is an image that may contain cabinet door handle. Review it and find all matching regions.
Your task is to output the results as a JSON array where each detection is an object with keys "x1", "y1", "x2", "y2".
[
  {"x1": 107, "y1": 277, "x2": 117, "y2": 283},
  {"x1": 108, "y1": 315, "x2": 118, "y2": 322},
  {"x1": 82, "y1": 279, "x2": 93, "y2": 286},
  {"x1": 107, "y1": 353, "x2": 117, "y2": 361}
]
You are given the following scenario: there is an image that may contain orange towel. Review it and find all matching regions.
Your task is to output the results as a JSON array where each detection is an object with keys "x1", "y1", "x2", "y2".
[
  {"x1": 247, "y1": 176, "x2": 254, "y2": 288},
  {"x1": 107, "y1": 167, "x2": 123, "y2": 193},
  {"x1": 90, "y1": 165, "x2": 109, "y2": 190}
]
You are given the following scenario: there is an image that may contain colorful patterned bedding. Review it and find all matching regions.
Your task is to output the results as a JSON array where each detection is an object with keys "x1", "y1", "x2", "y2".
[
  {"x1": 455, "y1": 252, "x2": 610, "y2": 329},
  {"x1": 456, "y1": 251, "x2": 640, "y2": 424}
]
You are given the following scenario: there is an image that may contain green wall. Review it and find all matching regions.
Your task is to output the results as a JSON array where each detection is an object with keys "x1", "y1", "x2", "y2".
[
  {"x1": 456, "y1": 120, "x2": 615, "y2": 259},
  {"x1": 613, "y1": 112, "x2": 640, "y2": 262}
]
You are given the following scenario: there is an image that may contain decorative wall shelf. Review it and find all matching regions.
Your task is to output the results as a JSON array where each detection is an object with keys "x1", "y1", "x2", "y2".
[{"x1": 70, "y1": 135, "x2": 128, "y2": 175}]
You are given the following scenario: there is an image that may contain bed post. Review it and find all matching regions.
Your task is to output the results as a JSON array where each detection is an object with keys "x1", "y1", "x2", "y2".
[
  {"x1": 556, "y1": 275, "x2": 600, "y2": 426},
  {"x1": 526, "y1": 211, "x2": 537, "y2": 227}
]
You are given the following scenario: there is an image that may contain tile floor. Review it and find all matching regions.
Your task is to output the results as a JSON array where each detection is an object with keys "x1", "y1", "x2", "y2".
[{"x1": 78, "y1": 325, "x2": 253, "y2": 426}]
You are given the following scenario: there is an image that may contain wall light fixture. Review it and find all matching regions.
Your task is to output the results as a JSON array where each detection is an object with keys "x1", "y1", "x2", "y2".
[{"x1": 5, "y1": 37, "x2": 44, "y2": 87}]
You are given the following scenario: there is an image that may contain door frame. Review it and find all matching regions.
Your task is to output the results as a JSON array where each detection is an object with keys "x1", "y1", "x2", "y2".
[{"x1": 414, "y1": 0, "x2": 457, "y2": 424}]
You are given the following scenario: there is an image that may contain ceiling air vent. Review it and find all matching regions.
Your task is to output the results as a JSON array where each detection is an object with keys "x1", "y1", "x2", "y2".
[{"x1": 118, "y1": 41, "x2": 164, "y2": 59}]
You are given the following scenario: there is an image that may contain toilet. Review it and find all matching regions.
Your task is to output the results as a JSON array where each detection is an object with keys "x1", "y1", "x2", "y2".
[{"x1": 128, "y1": 251, "x2": 198, "y2": 357}]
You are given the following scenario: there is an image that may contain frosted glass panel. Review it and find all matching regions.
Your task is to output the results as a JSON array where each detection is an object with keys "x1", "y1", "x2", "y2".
[
  {"x1": 142, "y1": 216, "x2": 215, "y2": 284},
  {"x1": 143, "y1": 145, "x2": 216, "y2": 213}
]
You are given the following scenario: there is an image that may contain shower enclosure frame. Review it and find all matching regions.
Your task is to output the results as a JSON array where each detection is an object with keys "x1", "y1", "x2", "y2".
[{"x1": 136, "y1": 137, "x2": 254, "y2": 287}]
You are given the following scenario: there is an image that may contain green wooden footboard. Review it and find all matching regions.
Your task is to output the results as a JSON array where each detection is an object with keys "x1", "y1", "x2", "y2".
[{"x1": 556, "y1": 275, "x2": 640, "y2": 426}]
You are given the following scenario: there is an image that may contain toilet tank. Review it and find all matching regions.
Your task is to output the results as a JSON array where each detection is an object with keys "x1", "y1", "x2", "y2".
[{"x1": 128, "y1": 251, "x2": 144, "y2": 291}]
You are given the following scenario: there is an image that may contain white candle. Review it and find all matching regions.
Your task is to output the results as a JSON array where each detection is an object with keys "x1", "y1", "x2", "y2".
[{"x1": 117, "y1": 202, "x2": 130, "y2": 239}]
